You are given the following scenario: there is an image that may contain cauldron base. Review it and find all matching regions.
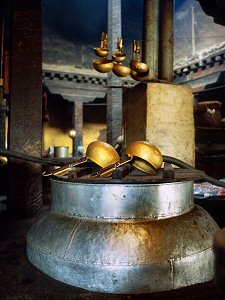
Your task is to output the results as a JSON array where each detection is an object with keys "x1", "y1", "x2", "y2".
[
  {"x1": 0, "y1": 208, "x2": 222, "y2": 300},
  {"x1": 27, "y1": 205, "x2": 219, "y2": 294}
]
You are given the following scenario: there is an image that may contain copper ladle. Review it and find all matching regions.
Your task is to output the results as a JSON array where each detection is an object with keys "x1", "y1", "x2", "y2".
[
  {"x1": 42, "y1": 141, "x2": 120, "y2": 177},
  {"x1": 89, "y1": 141, "x2": 163, "y2": 178}
]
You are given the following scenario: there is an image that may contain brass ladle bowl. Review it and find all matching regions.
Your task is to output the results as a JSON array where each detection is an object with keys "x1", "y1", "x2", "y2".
[
  {"x1": 112, "y1": 53, "x2": 126, "y2": 63},
  {"x1": 130, "y1": 69, "x2": 149, "y2": 81},
  {"x1": 126, "y1": 141, "x2": 163, "y2": 174},
  {"x1": 90, "y1": 141, "x2": 163, "y2": 178},
  {"x1": 112, "y1": 63, "x2": 131, "y2": 77},
  {"x1": 93, "y1": 58, "x2": 114, "y2": 73},
  {"x1": 0, "y1": 156, "x2": 7, "y2": 166},
  {"x1": 130, "y1": 60, "x2": 149, "y2": 75},
  {"x1": 42, "y1": 141, "x2": 120, "y2": 177},
  {"x1": 94, "y1": 47, "x2": 109, "y2": 58},
  {"x1": 94, "y1": 32, "x2": 109, "y2": 57}
]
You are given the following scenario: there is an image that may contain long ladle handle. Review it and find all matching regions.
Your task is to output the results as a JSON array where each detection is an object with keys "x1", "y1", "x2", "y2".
[
  {"x1": 42, "y1": 157, "x2": 87, "y2": 177},
  {"x1": 137, "y1": 40, "x2": 141, "y2": 62},
  {"x1": 132, "y1": 40, "x2": 137, "y2": 61},
  {"x1": 100, "y1": 32, "x2": 105, "y2": 48},
  {"x1": 89, "y1": 156, "x2": 133, "y2": 178}
]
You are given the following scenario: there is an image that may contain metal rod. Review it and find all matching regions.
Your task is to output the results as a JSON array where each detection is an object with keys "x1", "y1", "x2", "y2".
[
  {"x1": 142, "y1": 0, "x2": 159, "y2": 80},
  {"x1": 158, "y1": 0, "x2": 174, "y2": 82}
]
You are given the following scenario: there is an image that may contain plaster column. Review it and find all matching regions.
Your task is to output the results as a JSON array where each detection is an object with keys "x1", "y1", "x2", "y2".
[{"x1": 124, "y1": 83, "x2": 195, "y2": 166}]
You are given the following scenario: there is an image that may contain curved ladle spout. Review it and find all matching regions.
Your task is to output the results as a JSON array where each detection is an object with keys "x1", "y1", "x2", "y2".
[
  {"x1": 89, "y1": 141, "x2": 163, "y2": 178},
  {"x1": 42, "y1": 141, "x2": 120, "y2": 177}
]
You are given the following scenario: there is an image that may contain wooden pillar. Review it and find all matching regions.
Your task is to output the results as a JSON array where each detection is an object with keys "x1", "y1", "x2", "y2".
[
  {"x1": 158, "y1": 0, "x2": 174, "y2": 82},
  {"x1": 0, "y1": 85, "x2": 5, "y2": 149},
  {"x1": 142, "y1": 0, "x2": 159, "y2": 80},
  {"x1": 8, "y1": 0, "x2": 42, "y2": 216},
  {"x1": 107, "y1": 0, "x2": 123, "y2": 147},
  {"x1": 0, "y1": 7, "x2": 6, "y2": 149}
]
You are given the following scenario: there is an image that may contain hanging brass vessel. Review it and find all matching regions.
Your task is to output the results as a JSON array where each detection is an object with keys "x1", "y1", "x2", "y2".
[
  {"x1": 93, "y1": 58, "x2": 114, "y2": 73},
  {"x1": 94, "y1": 32, "x2": 109, "y2": 57},
  {"x1": 130, "y1": 69, "x2": 149, "y2": 81},
  {"x1": 130, "y1": 40, "x2": 149, "y2": 76},
  {"x1": 112, "y1": 37, "x2": 126, "y2": 63},
  {"x1": 112, "y1": 53, "x2": 126, "y2": 63},
  {"x1": 94, "y1": 48, "x2": 109, "y2": 58},
  {"x1": 130, "y1": 60, "x2": 149, "y2": 74},
  {"x1": 112, "y1": 63, "x2": 131, "y2": 77}
]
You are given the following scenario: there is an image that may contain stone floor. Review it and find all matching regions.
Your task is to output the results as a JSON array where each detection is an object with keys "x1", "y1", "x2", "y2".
[{"x1": 0, "y1": 203, "x2": 223, "y2": 300}]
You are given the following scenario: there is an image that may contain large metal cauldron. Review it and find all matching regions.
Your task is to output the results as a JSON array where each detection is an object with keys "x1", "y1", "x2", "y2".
[{"x1": 27, "y1": 176, "x2": 219, "y2": 294}]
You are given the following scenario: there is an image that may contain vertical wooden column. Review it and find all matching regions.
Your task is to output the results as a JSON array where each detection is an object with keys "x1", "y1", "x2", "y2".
[
  {"x1": 8, "y1": 0, "x2": 42, "y2": 216},
  {"x1": 0, "y1": 9, "x2": 6, "y2": 149},
  {"x1": 142, "y1": 0, "x2": 159, "y2": 80},
  {"x1": 107, "y1": 0, "x2": 123, "y2": 147},
  {"x1": 72, "y1": 101, "x2": 83, "y2": 156},
  {"x1": 158, "y1": 0, "x2": 174, "y2": 82},
  {"x1": 0, "y1": 86, "x2": 5, "y2": 149}
]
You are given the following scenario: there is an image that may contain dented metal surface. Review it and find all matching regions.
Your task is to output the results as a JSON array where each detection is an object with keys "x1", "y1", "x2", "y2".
[{"x1": 27, "y1": 178, "x2": 219, "y2": 294}]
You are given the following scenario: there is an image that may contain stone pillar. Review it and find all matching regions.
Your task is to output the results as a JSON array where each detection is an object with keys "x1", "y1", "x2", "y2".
[
  {"x1": 124, "y1": 83, "x2": 195, "y2": 166},
  {"x1": 72, "y1": 101, "x2": 83, "y2": 156},
  {"x1": 107, "y1": 0, "x2": 123, "y2": 147},
  {"x1": 8, "y1": 0, "x2": 42, "y2": 217}
]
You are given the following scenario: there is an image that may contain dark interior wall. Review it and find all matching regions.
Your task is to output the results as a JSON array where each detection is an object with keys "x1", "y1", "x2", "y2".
[
  {"x1": 47, "y1": 94, "x2": 73, "y2": 133},
  {"x1": 195, "y1": 87, "x2": 225, "y2": 117},
  {"x1": 46, "y1": 96, "x2": 106, "y2": 130},
  {"x1": 83, "y1": 104, "x2": 106, "y2": 123}
]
